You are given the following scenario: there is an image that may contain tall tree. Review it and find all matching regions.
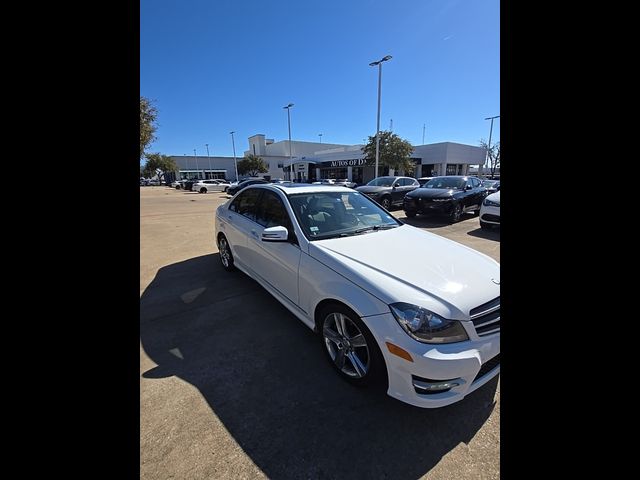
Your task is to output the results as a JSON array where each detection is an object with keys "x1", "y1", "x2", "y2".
[
  {"x1": 237, "y1": 154, "x2": 268, "y2": 177},
  {"x1": 140, "y1": 96, "x2": 158, "y2": 159},
  {"x1": 362, "y1": 131, "x2": 415, "y2": 175},
  {"x1": 479, "y1": 139, "x2": 500, "y2": 177},
  {"x1": 143, "y1": 153, "x2": 177, "y2": 184}
]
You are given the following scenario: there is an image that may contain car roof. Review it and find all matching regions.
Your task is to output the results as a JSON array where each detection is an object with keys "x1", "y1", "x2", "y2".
[{"x1": 248, "y1": 184, "x2": 354, "y2": 195}]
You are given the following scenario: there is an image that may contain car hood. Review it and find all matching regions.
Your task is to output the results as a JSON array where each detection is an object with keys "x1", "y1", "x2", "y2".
[
  {"x1": 356, "y1": 185, "x2": 391, "y2": 194},
  {"x1": 407, "y1": 188, "x2": 458, "y2": 199},
  {"x1": 309, "y1": 225, "x2": 500, "y2": 320},
  {"x1": 486, "y1": 191, "x2": 500, "y2": 204}
]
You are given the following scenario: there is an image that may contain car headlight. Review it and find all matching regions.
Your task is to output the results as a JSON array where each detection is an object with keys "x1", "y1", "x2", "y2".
[
  {"x1": 432, "y1": 198, "x2": 451, "y2": 202},
  {"x1": 389, "y1": 302, "x2": 469, "y2": 344},
  {"x1": 483, "y1": 198, "x2": 500, "y2": 207}
]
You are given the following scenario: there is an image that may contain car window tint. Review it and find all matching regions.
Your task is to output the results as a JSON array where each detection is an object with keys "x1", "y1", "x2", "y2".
[
  {"x1": 229, "y1": 188, "x2": 262, "y2": 221},
  {"x1": 256, "y1": 191, "x2": 293, "y2": 229}
]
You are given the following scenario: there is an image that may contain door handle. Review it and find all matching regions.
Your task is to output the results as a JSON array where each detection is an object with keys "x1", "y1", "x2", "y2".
[{"x1": 227, "y1": 215, "x2": 233, "y2": 221}]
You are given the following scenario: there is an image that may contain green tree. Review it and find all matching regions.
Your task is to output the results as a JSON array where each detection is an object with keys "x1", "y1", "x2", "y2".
[
  {"x1": 143, "y1": 153, "x2": 177, "y2": 184},
  {"x1": 140, "y1": 96, "x2": 158, "y2": 159},
  {"x1": 237, "y1": 154, "x2": 268, "y2": 177},
  {"x1": 362, "y1": 131, "x2": 415, "y2": 175},
  {"x1": 479, "y1": 139, "x2": 500, "y2": 178}
]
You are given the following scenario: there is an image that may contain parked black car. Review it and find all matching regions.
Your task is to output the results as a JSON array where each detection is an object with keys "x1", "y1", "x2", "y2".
[
  {"x1": 403, "y1": 175, "x2": 488, "y2": 223},
  {"x1": 226, "y1": 179, "x2": 269, "y2": 196},
  {"x1": 355, "y1": 176, "x2": 420, "y2": 210},
  {"x1": 482, "y1": 179, "x2": 500, "y2": 194}
]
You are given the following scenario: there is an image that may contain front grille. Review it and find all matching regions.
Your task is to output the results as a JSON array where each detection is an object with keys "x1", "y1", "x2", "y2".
[
  {"x1": 470, "y1": 296, "x2": 500, "y2": 337},
  {"x1": 473, "y1": 353, "x2": 500, "y2": 383},
  {"x1": 481, "y1": 213, "x2": 500, "y2": 223}
]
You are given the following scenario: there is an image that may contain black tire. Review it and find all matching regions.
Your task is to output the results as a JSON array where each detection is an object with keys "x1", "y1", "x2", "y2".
[
  {"x1": 175, "y1": 185, "x2": 181, "y2": 190},
  {"x1": 217, "y1": 234, "x2": 236, "y2": 271},
  {"x1": 450, "y1": 203, "x2": 462, "y2": 223},
  {"x1": 473, "y1": 206, "x2": 481, "y2": 216},
  {"x1": 200, "y1": 187, "x2": 207, "y2": 194},
  {"x1": 405, "y1": 210, "x2": 416, "y2": 218},
  {"x1": 449, "y1": 203, "x2": 462, "y2": 223},
  {"x1": 380, "y1": 196, "x2": 392, "y2": 210},
  {"x1": 318, "y1": 303, "x2": 387, "y2": 389}
]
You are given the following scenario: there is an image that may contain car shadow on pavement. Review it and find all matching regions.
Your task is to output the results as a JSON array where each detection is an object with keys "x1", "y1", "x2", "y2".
[
  {"x1": 140, "y1": 254, "x2": 498, "y2": 479},
  {"x1": 467, "y1": 227, "x2": 501, "y2": 242},
  {"x1": 399, "y1": 215, "x2": 477, "y2": 229}
]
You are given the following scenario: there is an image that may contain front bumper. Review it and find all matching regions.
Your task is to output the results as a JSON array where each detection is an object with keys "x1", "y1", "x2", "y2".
[
  {"x1": 480, "y1": 205, "x2": 501, "y2": 224},
  {"x1": 403, "y1": 198, "x2": 454, "y2": 215},
  {"x1": 362, "y1": 312, "x2": 500, "y2": 408}
]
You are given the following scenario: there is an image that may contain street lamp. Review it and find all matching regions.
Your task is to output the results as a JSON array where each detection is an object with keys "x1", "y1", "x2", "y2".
[
  {"x1": 194, "y1": 148, "x2": 199, "y2": 179},
  {"x1": 205, "y1": 143, "x2": 212, "y2": 178},
  {"x1": 369, "y1": 55, "x2": 392, "y2": 178},
  {"x1": 230, "y1": 131, "x2": 239, "y2": 182},
  {"x1": 483, "y1": 115, "x2": 500, "y2": 178},
  {"x1": 283, "y1": 103, "x2": 294, "y2": 180},
  {"x1": 318, "y1": 133, "x2": 323, "y2": 144}
]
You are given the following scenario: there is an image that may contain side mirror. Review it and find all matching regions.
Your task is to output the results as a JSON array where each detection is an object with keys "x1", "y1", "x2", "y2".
[
  {"x1": 392, "y1": 184, "x2": 398, "y2": 189},
  {"x1": 261, "y1": 226, "x2": 289, "y2": 242},
  {"x1": 465, "y1": 184, "x2": 473, "y2": 190}
]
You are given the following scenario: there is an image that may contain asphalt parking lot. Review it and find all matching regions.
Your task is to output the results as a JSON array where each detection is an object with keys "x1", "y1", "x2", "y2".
[{"x1": 140, "y1": 186, "x2": 500, "y2": 479}]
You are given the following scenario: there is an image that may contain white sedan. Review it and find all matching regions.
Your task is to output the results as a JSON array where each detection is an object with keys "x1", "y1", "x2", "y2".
[
  {"x1": 479, "y1": 191, "x2": 500, "y2": 230},
  {"x1": 214, "y1": 184, "x2": 500, "y2": 408},
  {"x1": 193, "y1": 179, "x2": 230, "y2": 193}
]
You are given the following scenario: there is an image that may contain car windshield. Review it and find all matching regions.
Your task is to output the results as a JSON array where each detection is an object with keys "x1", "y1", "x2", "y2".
[
  {"x1": 423, "y1": 177, "x2": 465, "y2": 189},
  {"x1": 288, "y1": 191, "x2": 401, "y2": 240},
  {"x1": 367, "y1": 177, "x2": 396, "y2": 187}
]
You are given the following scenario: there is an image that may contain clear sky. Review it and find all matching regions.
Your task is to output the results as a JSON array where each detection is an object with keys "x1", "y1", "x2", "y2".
[{"x1": 140, "y1": 0, "x2": 499, "y2": 158}]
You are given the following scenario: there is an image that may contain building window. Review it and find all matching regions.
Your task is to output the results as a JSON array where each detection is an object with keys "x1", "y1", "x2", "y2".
[
  {"x1": 446, "y1": 164, "x2": 463, "y2": 175},
  {"x1": 321, "y1": 167, "x2": 347, "y2": 180}
]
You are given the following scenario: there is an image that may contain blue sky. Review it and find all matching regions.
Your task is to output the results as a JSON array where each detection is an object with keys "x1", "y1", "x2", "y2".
[{"x1": 141, "y1": 0, "x2": 499, "y2": 158}]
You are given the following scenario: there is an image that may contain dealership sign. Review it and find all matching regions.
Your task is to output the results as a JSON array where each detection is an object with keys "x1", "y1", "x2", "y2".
[{"x1": 322, "y1": 158, "x2": 367, "y2": 168}]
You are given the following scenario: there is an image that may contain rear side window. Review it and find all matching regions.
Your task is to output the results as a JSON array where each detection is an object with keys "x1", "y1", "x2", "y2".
[{"x1": 229, "y1": 189, "x2": 263, "y2": 221}]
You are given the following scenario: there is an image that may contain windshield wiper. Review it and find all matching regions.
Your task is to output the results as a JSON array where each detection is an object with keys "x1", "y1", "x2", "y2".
[{"x1": 354, "y1": 224, "x2": 399, "y2": 234}]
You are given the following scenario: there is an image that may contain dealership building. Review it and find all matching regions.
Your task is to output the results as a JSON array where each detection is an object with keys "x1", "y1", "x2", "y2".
[{"x1": 169, "y1": 133, "x2": 486, "y2": 184}]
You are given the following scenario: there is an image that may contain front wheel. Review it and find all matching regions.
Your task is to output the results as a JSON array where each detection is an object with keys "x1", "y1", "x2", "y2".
[
  {"x1": 200, "y1": 187, "x2": 207, "y2": 194},
  {"x1": 450, "y1": 203, "x2": 462, "y2": 223},
  {"x1": 319, "y1": 304, "x2": 387, "y2": 388},
  {"x1": 217, "y1": 235, "x2": 236, "y2": 271},
  {"x1": 380, "y1": 197, "x2": 392, "y2": 210}
]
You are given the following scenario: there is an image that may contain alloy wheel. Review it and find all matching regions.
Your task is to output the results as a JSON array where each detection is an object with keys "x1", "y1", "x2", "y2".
[{"x1": 322, "y1": 312, "x2": 370, "y2": 378}]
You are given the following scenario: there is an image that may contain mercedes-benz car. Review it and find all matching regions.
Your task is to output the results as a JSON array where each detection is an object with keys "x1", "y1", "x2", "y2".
[
  {"x1": 480, "y1": 191, "x2": 500, "y2": 230},
  {"x1": 214, "y1": 184, "x2": 500, "y2": 408}
]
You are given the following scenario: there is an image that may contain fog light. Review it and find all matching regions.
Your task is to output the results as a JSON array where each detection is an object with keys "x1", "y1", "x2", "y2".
[{"x1": 411, "y1": 375, "x2": 464, "y2": 394}]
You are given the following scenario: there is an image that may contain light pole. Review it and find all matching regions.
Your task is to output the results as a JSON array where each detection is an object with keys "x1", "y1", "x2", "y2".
[
  {"x1": 318, "y1": 133, "x2": 323, "y2": 144},
  {"x1": 422, "y1": 123, "x2": 426, "y2": 145},
  {"x1": 193, "y1": 148, "x2": 199, "y2": 179},
  {"x1": 283, "y1": 103, "x2": 294, "y2": 180},
  {"x1": 230, "y1": 131, "x2": 239, "y2": 182},
  {"x1": 369, "y1": 55, "x2": 392, "y2": 179},
  {"x1": 205, "y1": 143, "x2": 212, "y2": 178},
  {"x1": 484, "y1": 115, "x2": 500, "y2": 178}
]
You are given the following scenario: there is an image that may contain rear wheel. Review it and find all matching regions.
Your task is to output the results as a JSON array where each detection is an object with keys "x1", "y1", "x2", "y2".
[{"x1": 319, "y1": 303, "x2": 387, "y2": 388}]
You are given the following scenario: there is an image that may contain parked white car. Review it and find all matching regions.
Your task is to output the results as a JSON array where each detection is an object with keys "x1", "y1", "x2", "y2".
[
  {"x1": 193, "y1": 179, "x2": 230, "y2": 193},
  {"x1": 479, "y1": 191, "x2": 500, "y2": 230},
  {"x1": 214, "y1": 184, "x2": 500, "y2": 408}
]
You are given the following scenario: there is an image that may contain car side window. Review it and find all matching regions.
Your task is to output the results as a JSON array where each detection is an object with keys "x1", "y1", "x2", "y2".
[
  {"x1": 471, "y1": 178, "x2": 481, "y2": 188},
  {"x1": 229, "y1": 189, "x2": 262, "y2": 221},
  {"x1": 256, "y1": 191, "x2": 294, "y2": 229}
]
